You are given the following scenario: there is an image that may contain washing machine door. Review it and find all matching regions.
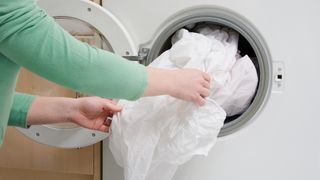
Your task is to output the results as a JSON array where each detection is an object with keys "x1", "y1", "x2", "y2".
[{"x1": 16, "y1": 0, "x2": 137, "y2": 148}]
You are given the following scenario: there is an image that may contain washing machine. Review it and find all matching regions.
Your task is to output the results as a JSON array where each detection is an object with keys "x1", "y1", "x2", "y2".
[{"x1": 17, "y1": 0, "x2": 320, "y2": 180}]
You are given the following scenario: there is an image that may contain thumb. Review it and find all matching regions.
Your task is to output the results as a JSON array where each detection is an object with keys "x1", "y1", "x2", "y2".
[{"x1": 103, "y1": 100, "x2": 122, "y2": 112}]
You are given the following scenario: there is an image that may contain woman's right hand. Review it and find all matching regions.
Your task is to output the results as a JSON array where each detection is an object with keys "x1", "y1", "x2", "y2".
[
  {"x1": 169, "y1": 68, "x2": 211, "y2": 105},
  {"x1": 143, "y1": 67, "x2": 211, "y2": 106}
]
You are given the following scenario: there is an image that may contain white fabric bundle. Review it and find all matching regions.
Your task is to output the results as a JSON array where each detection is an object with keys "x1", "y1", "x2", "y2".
[{"x1": 109, "y1": 26, "x2": 258, "y2": 180}]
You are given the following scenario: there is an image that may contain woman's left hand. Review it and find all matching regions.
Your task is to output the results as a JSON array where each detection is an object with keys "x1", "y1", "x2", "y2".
[
  {"x1": 71, "y1": 97, "x2": 122, "y2": 132},
  {"x1": 27, "y1": 96, "x2": 122, "y2": 132}
]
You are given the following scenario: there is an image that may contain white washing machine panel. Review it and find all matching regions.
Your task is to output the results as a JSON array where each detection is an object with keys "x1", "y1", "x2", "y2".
[
  {"x1": 15, "y1": 0, "x2": 320, "y2": 179},
  {"x1": 102, "y1": 0, "x2": 320, "y2": 180}
]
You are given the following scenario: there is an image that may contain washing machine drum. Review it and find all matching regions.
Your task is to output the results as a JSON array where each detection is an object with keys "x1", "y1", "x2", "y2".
[{"x1": 16, "y1": 0, "x2": 137, "y2": 148}]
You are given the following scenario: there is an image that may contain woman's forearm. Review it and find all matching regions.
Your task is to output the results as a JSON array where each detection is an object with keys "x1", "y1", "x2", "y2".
[
  {"x1": 26, "y1": 96, "x2": 121, "y2": 132},
  {"x1": 26, "y1": 97, "x2": 75, "y2": 125},
  {"x1": 143, "y1": 67, "x2": 175, "y2": 97}
]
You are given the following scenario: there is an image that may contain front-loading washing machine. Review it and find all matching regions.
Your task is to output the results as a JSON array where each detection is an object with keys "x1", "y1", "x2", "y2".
[{"x1": 17, "y1": 0, "x2": 320, "y2": 180}]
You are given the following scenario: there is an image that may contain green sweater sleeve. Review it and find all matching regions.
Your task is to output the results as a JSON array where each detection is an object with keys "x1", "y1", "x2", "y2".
[
  {"x1": 0, "y1": 0, "x2": 147, "y2": 100},
  {"x1": 8, "y1": 93, "x2": 35, "y2": 128}
]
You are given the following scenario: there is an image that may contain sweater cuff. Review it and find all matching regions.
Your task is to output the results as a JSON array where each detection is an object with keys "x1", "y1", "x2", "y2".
[{"x1": 8, "y1": 93, "x2": 36, "y2": 128}]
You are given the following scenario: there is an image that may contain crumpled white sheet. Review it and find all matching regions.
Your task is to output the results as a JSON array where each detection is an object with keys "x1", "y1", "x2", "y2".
[{"x1": 109, "y1": 26, "x2": 258, "y2": 180}]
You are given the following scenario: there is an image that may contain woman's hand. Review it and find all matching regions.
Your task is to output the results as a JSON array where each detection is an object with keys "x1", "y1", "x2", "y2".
[
  {"x1": 143, "y1": 67, "x2": 211, "y2": 106},
  {"x1": 27, "y1": 96, "x2": 122, "y2": 132},
  {"x1": 169, "y1": 69, "x2": 211, "y2": 105},
  {"x1": 71, "y1": 97, "x2": 122, "y2": 132}
]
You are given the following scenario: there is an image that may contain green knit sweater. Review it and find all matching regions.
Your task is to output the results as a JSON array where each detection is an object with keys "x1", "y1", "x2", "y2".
[{"x1": 0, "y1": 0, "x2": 147, "y2": 145}]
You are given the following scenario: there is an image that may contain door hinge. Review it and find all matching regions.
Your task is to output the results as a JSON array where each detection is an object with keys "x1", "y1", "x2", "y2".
[{"x1": 123, "y1": 48, "x2": 149, "y2": 63}]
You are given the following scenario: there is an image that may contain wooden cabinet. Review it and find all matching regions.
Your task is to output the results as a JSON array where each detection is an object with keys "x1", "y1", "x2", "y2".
[
  {"x1": 0, "y1": 1, "x2": 103, "y2": 180},
  {"x1": 0, "y1": 67, "x2": 101, "y2": 180},
  {"x1": 0, "y1": 128, "x2": 101, "y2": 180}
]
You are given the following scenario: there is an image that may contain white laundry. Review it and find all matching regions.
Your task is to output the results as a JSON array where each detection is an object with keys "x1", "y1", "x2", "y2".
[{"x1": 109, "y1": 27, "x2": 258, "y2": 180}]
